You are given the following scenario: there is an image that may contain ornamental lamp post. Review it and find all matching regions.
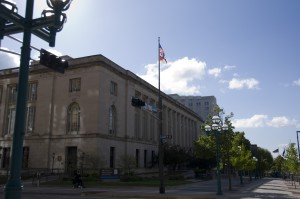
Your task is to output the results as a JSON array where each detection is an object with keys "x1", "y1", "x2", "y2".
[
  {"x1": 205, "y1": 115, "x2": 228, "y2": 195},
  {"x1": 253, "y1": 157, "x2": 258, "y2": 179},
  {"x1": 0, "y1": 1, "x2": 72, "y2": 198}
]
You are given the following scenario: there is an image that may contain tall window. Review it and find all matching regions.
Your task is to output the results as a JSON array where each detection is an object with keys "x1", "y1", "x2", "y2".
[
  {"x1": 149, "y1": 100, "x2": 155, "y2": 140},
  {"x1": 2, "y1": 147, "x2": 10, "y2": 168},
  {"x1": 109, "y1": 105, "x2": 117, "y2": 134},
  {"x1": 0, "y1": 86, "x2": 2, "y2": 104},
  {"x1": 26, "y1": 82, "x2": 37, "y2": 133},
  {"x1": 136, "y1": 149, "x2": 140, "y2": 168},
  {"x1": 26, "y1": 106, "x2": 35, "y2": 133},
  {"x1": 151, "y1": 151, "x2": 155, "y2": 167},
  {"x1": 110, "y1": 81, "x2": 117, "y2": 96},
  {"x1": 5, "y1": 84, "x2": 17, "y2": 135},
  {"x1": 67, "y1": 103, "x2": 80, "y2": 133},
  {"x1": 7, "y1": 84, "x2": 17, "y2": 105},
  {"x1": 22, "y1": 147, "x2": 29, "y2": 168},
  {"x1": 27, "y1": 82, "x2": 37, "y2": 102},
  {"x1": 144, "y1": 150, "x2": 147, "y2": 168},
  {"x1": 69, "y1": 78, "x2": 81, "y2": 93},
  {"x1": 110, "y1": 147, "x2": 115, "y2": 168},
  {"x1": 134, "y1": 92, "x2": 141, "y2": 139}
]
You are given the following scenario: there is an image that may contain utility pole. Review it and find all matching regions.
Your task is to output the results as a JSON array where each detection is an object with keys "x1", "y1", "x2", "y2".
[{"x1": 0, "y1": 1, "x2": 72, "y2": 198}]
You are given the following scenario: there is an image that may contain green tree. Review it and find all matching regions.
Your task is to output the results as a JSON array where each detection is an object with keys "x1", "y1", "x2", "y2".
[
  {"x1": 230, "y1": 143, "x2": 256, "y2": 184},
  {"x1": 252, "y1": 147, "x2": 273, "y2": 178},
  {"x1": 195, "y1": 136, "x2": 215, "y2": 159},
  {"x1": 164, "y1": 143, "x2": 190, "y2": 172},
  {"x1": 271, "y1": 155, "x2": 285, "y2": 177},
  {"x1": 118, "y1": 154, "x2": 136, "y2": 175},
  {"x1": 283, "y1": 143, "x2": 299, "y2": 187}
]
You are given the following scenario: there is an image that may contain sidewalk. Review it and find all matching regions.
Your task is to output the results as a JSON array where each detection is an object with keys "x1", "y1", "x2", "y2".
[
  {"x1": 0, "y1": 177, "x2": 268, "y2": 199},
  {"x1": 1, "y1": 177, "x2": 299, "y2": 199}
]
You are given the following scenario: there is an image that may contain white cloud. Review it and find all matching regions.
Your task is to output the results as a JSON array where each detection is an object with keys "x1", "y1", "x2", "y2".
[
  {"x1": 224, "y1": 65, "x2": 236, "y2": 70},
  {"x1": 208, "y1": 67, "x2": 221, "y2": 77},
  {"x1": 233, "y1": 115, "x2": 300, "y2": 128},
  {"x1": 233, "y1": 114, "x2": 268, "y2": 128},
  {"x1": 293, "y1": 78, "x2": 300, "y2": 86},
  {"x1": 267, "y1": 116, "x2": 292, "y2": 128},
  {"x1": 228, "y1": 78, "x2": 259, "y2": 89},
  {"x1": 139, "y1": 57, "x2": 206, "y2": 95},
  {"x1": 0, "y1": 48, "x2": 20, "y2": 69}
]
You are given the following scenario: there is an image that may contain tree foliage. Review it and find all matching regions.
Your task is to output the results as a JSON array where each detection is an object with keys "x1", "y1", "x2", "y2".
[
  {"x1": 195, "y1": 136, "x2": 215, "y2": 159},
  {"x1": 283, "y1": 143, "x2": 299, "y2": 175}
]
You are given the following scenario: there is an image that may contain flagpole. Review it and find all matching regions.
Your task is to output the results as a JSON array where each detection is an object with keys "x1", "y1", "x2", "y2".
[{"x1": 158, "y1": 37, "x2": 165, "y2": 194}]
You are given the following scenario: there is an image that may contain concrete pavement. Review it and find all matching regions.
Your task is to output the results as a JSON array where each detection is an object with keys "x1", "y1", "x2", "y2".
[{"x1": 1, "y1": 177, "x2": 300, "y2": 198}]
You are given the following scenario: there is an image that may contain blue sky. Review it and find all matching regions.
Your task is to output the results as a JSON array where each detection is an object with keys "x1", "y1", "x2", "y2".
[{"x1": 1, "y1": 0, "x2": 300, "y2": 156}]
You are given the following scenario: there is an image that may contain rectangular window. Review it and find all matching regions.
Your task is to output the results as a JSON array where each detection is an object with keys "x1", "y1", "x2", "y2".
[
  {"x1": 144, "y1": 150, "x2": 147, "y2": 168},
  {"x1": 0, "y1": 86, "x2": 2, "y2": 104},
  {"x1": 7, "y1": 84, "x2": 17, "y2": 104},
  {"x1": 110, "y1": 147, "x2": 115, "y2": 168},
  {"x1": 27, "y1": 82, "x2": 37, "y2": 102},
  {"x1": 204, "y1": 101, "x2": 209, "y2": 106},
  {"x1": 110, "y1": 81, "x2": 117, "y2": 96},
  {"x1": 151, "y1": 151, "x2": 155, "y2": 167},
  {"x1": 22, "y1": 147, "x2": 29, "y2": 168},
  {"x1": 69, "y1": 78, "x2": 81, "y2": 92},
  {"x1": 26, "y1": 106, "x2": 36, "y2": 133},
  {"x1": 2, "y1": 147, "x2": 10, "y2": 169},
  {"x1": 136, "y1": 149, "x2": 140, "y2": 168},
  {"x1": 6, "y1": 107, "x2": 16, "y2": 135}
]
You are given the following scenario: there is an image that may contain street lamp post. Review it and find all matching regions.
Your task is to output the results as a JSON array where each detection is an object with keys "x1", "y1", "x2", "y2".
[
  {"x1": 253, "y1": 157, "x2": 258, "y2": 179},
  {"x1": 0, "y1": 1, "x2": 71, "y2": 198},
  {"x1": 205, "y1": 115, "x2": 228, "y2": 195},
  {"x1": 296, "y1": 131, "x2": 300, "y2": 160}
]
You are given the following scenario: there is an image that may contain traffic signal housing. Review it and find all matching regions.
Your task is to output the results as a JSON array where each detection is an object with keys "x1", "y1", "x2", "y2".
[
  {"x1": 40, "y1": 48, "x2": 68, "y2": 73},
  {"x1": 131, "y1": 97, "x2": 145, "y2": 108}
]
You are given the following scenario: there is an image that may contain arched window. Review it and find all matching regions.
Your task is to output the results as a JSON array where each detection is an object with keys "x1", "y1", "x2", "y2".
[
  {"x1": 109, "y1": 105, "x2": 117, "y2": 134},
  {"x1": 67, "y1": 103, "x2": 80, "y2": 133}
]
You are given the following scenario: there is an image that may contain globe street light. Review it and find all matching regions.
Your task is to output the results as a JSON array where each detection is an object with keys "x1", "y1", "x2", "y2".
[{"x1": 205, "y1": 115, "x2": 228, "y2": 195}]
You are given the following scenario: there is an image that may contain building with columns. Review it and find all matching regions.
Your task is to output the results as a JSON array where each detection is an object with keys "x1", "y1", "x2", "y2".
[
  {"x1": 169, "y1": 94, "x2": 218, "y2": 121},
  {"x1": 0, "y1": 54, "x2": 204, "y2": 173}
]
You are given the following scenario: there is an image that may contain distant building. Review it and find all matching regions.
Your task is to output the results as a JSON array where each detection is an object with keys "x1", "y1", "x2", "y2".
[
  {"x1": 169, "y1": 94, "x2": 218, "y2": 121},
  {"x1": 0, "y1": 54, "x2": 203, "y2": 173}
]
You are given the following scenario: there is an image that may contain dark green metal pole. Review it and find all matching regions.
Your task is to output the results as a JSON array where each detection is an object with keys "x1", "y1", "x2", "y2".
[
  {"x1": 216, "y1": 131, "x2": 222, "y2": 195},
  {"x1": 4, "y1": 0, "x2": 33, "y2": 198}
]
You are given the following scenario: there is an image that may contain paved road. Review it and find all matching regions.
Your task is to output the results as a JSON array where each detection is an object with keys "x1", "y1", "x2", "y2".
[{"x1": 1, "y1": 177, "x2": 300, "y2": 198}]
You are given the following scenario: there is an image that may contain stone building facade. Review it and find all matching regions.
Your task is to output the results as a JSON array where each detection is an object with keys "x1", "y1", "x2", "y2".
[
  {"x1": 0, "y1": 54, "x2": 203, "y2": 173},
  {"x1": 169, "y1": 94, "x2": 217, "y2": 121}
]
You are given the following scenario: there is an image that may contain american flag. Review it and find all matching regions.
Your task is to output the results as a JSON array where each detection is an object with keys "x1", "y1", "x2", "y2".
[{"x1": 159, "y1": 44, "x2": 167, "y2": 63}]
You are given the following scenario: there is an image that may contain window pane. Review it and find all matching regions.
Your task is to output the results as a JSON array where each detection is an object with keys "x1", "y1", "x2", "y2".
[
  {"x1": 28, "y1": 82, "x2": 37, "y2": 101},
  {"x1": 69, "y1": 78, "x2": 81, "y2": 92},
  {"x1": 68, "y1": 103, "x2": 80, "y2": 132}
]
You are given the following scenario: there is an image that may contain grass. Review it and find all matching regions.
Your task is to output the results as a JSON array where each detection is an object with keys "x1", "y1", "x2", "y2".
[{"x1": 41, "y1": 176, "x2": 191, "y2": 187}]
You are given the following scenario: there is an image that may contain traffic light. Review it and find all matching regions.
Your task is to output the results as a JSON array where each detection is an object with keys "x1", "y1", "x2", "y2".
[
  {"x1": 131, "y1": 97, "x2": 145, "y2": 108},
  {"x1": 40, "y1": 48, "x2": 68, "y2": 73}
]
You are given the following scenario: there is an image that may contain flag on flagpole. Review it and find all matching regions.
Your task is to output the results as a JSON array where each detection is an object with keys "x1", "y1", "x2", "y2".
[
  {"x1": 159, "y1": 44, "x2": 167, "y2": 63},
  {"x1": 273, "y1": 148, "x2": 279, "y2": 153}
]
